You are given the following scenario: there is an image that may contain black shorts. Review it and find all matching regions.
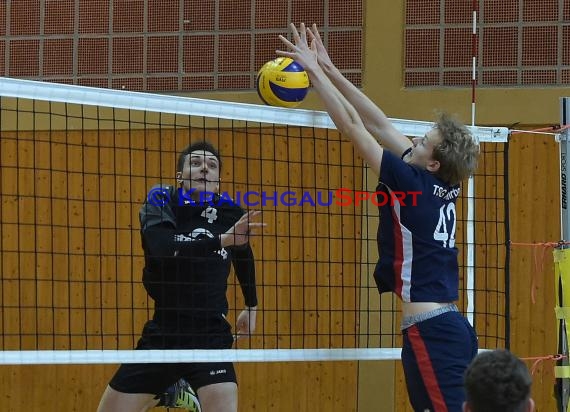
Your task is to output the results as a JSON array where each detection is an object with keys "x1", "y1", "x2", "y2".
[
  {"x1": 108, "y1": 361, "x2": 237, "y2": 395},
  {"x1": 108, "y1": 319, "x2": 236, "y2": 394}
]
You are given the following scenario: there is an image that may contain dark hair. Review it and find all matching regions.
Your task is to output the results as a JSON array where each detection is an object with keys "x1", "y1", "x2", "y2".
[
  {"x1": 464, "y1": 350, "x2": 532, "y2": 412},
  {"x1": 177, "y1": 141, "x2": 221, "y2": 172},
  {"x1": 432, "y1": 112, "x2": 480, "y2": 186}
]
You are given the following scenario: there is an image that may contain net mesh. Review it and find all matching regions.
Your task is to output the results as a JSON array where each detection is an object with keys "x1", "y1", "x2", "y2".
[{"x1": 0, "y1": 78, "x2": 508, "y2": 363}]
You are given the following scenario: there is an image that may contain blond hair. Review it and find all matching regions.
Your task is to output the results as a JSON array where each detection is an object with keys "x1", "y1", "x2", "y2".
[{"x1": 432, "y1": 113, "x2": 480, "y2": 186}]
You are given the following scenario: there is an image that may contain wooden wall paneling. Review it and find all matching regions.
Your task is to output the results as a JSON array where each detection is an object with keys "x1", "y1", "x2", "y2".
[{"x1": 507, "y1": 131, "x2": 559, "y2": 412}]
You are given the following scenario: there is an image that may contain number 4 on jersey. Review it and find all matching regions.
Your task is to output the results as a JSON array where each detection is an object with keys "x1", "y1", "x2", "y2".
[
  {"x1": 201, "y1": 207, "x2": 218, "y2": 223},
  {"x1": 433, "y1": 203, "x2": 456, "y2": 248}
]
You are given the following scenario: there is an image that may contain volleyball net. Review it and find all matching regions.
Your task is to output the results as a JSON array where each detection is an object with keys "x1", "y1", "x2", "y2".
[{"x1": 0, "y1": 77, "x2": 509, "y2": 364}]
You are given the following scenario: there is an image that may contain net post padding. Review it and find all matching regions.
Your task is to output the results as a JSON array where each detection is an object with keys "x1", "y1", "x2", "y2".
[{"x1": 554, "y1": 248, "x2": 570, "y2": 412}]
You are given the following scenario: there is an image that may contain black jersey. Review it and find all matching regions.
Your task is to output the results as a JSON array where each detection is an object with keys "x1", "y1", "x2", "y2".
[{"x1": 139, "y1": 185, "x2": 257, "y2": 331}]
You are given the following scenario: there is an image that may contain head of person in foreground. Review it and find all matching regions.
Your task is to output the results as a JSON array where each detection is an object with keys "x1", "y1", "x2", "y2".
[{"x1": 463, "y1": 349, "x2": 535, "y2": 412}]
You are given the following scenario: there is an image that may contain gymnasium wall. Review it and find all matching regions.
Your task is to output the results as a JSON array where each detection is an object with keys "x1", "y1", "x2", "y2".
[{"x1": 0, "y1": 1, "x2": 568, "y2": 411}]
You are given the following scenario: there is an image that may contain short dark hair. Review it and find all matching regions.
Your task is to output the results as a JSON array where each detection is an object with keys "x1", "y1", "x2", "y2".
[
  {"x1": 464, "y1": 350, "x2": 532, "y2": 412},
  {"x1": 177, "y1": 141, "x2": 221, "y2": 172}
]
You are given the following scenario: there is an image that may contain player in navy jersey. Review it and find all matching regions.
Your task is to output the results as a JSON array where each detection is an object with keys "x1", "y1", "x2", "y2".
[
  {"x1": 278, "y1": 23, "x2": 480, "y2": 412},
  {"x1": 97, "y1": 142, "x2": 264, "y2": 412}
]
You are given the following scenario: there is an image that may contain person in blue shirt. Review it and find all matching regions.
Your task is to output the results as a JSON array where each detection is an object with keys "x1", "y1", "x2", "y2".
[
  {"x1": 97, "y1": 142, "x2": 264, "y2": 412},
  {"x1": 278, "y1": 23, "x2": 480, "y2": 412}
]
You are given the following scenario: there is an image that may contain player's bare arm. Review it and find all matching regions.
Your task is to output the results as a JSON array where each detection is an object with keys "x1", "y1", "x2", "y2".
[
  {"x1": 307, "y1": 24, "x2": 412, "y2": 157},
  {"x1": 277, "y1": 23, "x2": 383, "y2": 175}
]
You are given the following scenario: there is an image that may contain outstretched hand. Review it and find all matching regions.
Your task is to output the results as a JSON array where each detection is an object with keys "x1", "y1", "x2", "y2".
[
  {"x1": 306, "y1": 24, "x2": 334, "y2": 68},
  {"x1": 221, "y1": 210, "x2": 265, "y2": 248},
  {"x1": 277, "y1": 23, "x2": 319, "y2": 73}
]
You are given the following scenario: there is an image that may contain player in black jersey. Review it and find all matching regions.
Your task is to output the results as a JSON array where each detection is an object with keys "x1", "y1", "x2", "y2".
[{"x1": 97, "y1": 142, "x2": 264, "y2": 412}]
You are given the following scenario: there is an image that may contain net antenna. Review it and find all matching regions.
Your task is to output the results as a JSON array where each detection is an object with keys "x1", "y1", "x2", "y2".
[
  {"x1": 464, "y1": 0, "x2": 480, "y2": 328},
  {"x1": 0, "y1": 77, "x2": 508, "y2": 365}
]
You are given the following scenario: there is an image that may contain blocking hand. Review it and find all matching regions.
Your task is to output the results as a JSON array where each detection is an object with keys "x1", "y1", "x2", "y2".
[{"x1": 276, "y1": 23, "x2": 319, "y2": 73}]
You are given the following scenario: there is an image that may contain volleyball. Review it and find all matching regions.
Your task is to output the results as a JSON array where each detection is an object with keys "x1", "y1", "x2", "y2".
[{"x1": 256, "y1": 57, "x2": 310, "y2": 108}]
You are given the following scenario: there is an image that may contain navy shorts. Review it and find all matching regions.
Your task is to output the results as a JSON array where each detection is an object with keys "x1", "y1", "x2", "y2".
[
  {"x1": 109, "y1": 319, "x2": 237, "y2": 395},
  {"x1": 401, "y1": 310, "x2": 478, "y2": 412}
]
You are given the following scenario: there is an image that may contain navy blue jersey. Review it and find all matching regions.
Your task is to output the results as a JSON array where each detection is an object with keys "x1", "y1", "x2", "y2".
[{"x1": 373, "y1": 150, "x2": 461, "y2": 302}]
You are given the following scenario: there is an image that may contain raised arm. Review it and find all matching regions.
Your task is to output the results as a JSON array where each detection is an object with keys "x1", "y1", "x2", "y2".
[
  {"x1": 307, "y1": 24, "x2": 412, "y2": 157},
  {"x1": 142, "y1": 222, "x2": 223, "y2": 257},
  {"x1": 278, "y1": 23, "x2": 384, "y2": 175},
  {"x1": 141, "y1": 208, "x2": 264, "y2": 257}
]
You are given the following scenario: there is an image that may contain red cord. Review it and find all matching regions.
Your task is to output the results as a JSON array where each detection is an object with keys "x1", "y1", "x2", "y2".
[
  {"x1": 509, "y1": 241, "x2": 563, "y2": 304},
  {"x1": 520, "y1": 354, "x2": 567, "y2": 375}
]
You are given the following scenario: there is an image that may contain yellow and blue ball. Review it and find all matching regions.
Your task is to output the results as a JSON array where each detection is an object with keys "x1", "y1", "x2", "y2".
[{"x1": 256, "y1": 57, "x2": 310, "y2": 108}]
